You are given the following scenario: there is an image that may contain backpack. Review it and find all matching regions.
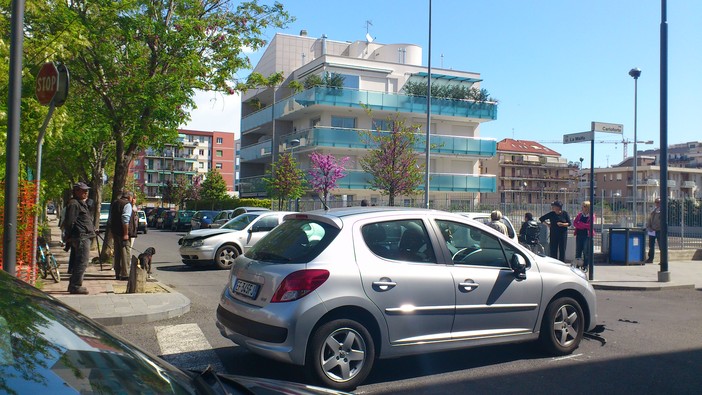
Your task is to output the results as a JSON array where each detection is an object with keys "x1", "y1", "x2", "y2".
[{"x1": 524, "y1": 220, "x2": 540, "y2": 243}]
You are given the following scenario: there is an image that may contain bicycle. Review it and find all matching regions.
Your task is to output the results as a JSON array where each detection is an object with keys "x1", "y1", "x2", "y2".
[
  {"x1": 519, "y1": 235, "x2": 545, "y2": 255},
  {"x1": 37, "y1": 237, "x2": 61, "y2": 283}
]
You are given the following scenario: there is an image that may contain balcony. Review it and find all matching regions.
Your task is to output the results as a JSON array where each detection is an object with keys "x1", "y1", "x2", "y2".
[
  {"x1": 239, "y1": 140, "x2": 272, "y2": 162},
  {"x1": 238, "y1": 170, "x2": 496, "y2": 196},
  {"x1": 276, "y1": 127, "x2": 496, "y2": 157},
  {"x1": 682, "y1": 181, "x2": 696, "y2": 189},
  {"x1": 242, "y1": 86, "x2": 499, "y2": 132}
]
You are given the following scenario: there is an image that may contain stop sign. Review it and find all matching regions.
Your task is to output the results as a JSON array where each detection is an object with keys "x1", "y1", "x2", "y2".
[{"x1": 36, "y1": 62, "x2": 59, "y2": 106}]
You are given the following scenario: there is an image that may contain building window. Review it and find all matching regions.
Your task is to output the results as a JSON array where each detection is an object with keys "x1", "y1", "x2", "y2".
[
  {"x1": 133, "y1": 173, "x2": 139, "y2": 180},
  {"x1": 199, "y1": 162, "x2": 204, "y2": 169},
  {"x1": 331, "y1": 116, "x2": 356, "y2": 129},
  {"x1": 216, "y1": 150, "x2": 223, "y2": 157},
  {"x1": 216, "y1": 163, "x2": 222, "y2": 169},
  {"x1": 134, "y1": 159, "x2": 140, "y2": 166},
  {"x1": 216, "y1": 137, "x2": 223, "y2": 144},
  {"x1": 616, "y1": 173, "x2": 622, "y2": 181},
  {"x1": 199, "y1": 149, "x2": 204, "y2": 156},
  {"x1": 340, "y1": 74, "x2": 359, "y2": 89},
  {"x1": 372, "y1": 118, "x2": 394, "y2": 131}
]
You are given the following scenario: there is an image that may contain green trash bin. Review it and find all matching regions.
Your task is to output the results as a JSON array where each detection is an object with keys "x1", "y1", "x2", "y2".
[{"x1": 608, "y1": 228, "x2": 646, "y2": 265}]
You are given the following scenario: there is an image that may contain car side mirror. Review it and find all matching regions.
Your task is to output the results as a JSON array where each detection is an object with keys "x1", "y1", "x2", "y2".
[{"x1": 510, "y1": 254, "x2": 527, "y2": 279}]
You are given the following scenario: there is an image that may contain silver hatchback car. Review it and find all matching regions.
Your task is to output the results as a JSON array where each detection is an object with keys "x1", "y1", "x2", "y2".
[{"x1": 217, "y1": 208, "x2": 598, "y2": 391}]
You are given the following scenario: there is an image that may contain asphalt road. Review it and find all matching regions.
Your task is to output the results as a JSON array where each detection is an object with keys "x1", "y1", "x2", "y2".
[{"x1": 111, "y1": 228, "x2": 702, "y2": 394}]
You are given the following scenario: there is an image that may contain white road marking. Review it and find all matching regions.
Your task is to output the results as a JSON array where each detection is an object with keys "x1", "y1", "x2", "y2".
[
  {"x1": 552, "y1": 353, "x2": 583, "y2": 361},
  {"x1": 155, "y1": 323, "x2": 225, "y2": 372}
]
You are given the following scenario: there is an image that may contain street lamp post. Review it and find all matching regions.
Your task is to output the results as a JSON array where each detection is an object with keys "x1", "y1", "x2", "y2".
[{"x1": 629, "y1": 67, "x2": 641, "y2": 226}]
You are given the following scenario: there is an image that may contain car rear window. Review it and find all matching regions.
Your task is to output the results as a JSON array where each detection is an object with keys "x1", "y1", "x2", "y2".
[{"x1": 246, "y1": 219, "x2": 339, "y2": 263}]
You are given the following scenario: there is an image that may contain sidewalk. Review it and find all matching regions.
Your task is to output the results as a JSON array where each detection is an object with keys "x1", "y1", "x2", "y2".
[
  {"x1": 41, "y1": 217, "x2": 190, "y2": 326},
  {"x1": 589, "y1": 260, "x2": 702, "y2": 291}
]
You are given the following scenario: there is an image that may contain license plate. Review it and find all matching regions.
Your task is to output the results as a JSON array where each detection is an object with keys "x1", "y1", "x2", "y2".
[{"x1": 233, "y1": 279, "x2": 259, "y2": 299}]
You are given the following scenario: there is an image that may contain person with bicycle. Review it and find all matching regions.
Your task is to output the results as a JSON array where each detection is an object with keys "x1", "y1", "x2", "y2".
[
  {"x1": 62, "y1": 182, "x2": 96, "y2": 294},
  {"x1": 519, "y1": 212, "x2": 541, "y2": 249}
]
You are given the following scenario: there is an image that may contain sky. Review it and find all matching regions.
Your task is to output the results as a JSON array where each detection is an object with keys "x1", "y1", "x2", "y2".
[{"x1": 183, "y1": 0, "x2": 701, "y2": 169}]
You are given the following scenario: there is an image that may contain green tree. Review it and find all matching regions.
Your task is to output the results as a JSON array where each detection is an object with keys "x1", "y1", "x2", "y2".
[
  {"x1": 25, "y1": 0, "x2": 293, "y2": 206},
  {"x1": 359, "y1": 115, "x2": 425, "y2": 206},
  {"x1": 264, "y1": 153, "x2": 306, "y2": 210},
  {"x1": 200, "y1": 169, "x2": 229, "y2": 201}
]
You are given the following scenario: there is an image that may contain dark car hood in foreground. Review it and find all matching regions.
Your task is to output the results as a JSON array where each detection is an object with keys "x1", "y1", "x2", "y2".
[{"x1": 0, "y1": 270, "x2": 346, "y2": 394}]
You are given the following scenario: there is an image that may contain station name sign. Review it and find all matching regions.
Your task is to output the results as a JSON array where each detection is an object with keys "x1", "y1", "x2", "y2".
[
  {"x1": 591, "y1": 122, "x2": 623, "y2": 134},
  {"x1": 563, "y1": 131, "x2": 594, "y2": 144}
]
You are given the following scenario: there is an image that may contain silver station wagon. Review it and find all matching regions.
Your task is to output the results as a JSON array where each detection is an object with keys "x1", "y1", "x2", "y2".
[{"x1": 217, "y1": 207, "x2": 598, "y2": 391}]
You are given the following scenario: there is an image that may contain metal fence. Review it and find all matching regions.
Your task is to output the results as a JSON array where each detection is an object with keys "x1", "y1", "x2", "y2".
[{"x1": 288, "y1": 194, "x2": 702, "y2": 251}]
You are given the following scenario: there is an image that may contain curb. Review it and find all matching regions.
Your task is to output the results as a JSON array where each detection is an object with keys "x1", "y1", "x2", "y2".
[{"x1": 590, "y1": 282, "x2": 696, "y2": 291}]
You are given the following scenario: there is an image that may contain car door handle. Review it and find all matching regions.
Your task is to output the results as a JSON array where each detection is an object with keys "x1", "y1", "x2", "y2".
[
  {"x1": 459, "y1": 280, "x2": 480, "y2": 292},
  {"x1": 373, "y1": 278, "x2": 397, "y2": 291}
]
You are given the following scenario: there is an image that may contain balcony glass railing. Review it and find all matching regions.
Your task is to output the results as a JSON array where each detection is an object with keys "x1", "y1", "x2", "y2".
[
  {"x1": 239, "y1": 140, "x2": 272, "y2": 162},
  {"x1": 238, "y1": 171, "x2": 496, "y2": 196},
  {"x1": 277, "y1": 127, "x2": 495, "y2": 157},
  {"x1": 242, "y1": 86, "x2": 498, "y2": 131}
]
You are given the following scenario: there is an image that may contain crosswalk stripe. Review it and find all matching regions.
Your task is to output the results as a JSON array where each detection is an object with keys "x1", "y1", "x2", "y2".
[{"x1": 155, "y1": 323, "x2": 225, "y2": 372}]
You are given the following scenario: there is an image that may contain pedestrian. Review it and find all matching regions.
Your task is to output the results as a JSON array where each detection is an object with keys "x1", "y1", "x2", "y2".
[
  {"x1": 61, "y1": 182, "x2": 96, "y2": 294},
  {"x1": 109, "y1": 190, "x2": 133, "y2": 281},
  {"x1": 518, "y1": 212, "x2": 540, "y2": 245},
  {"x1": 645, "y1": 197, "x2": 662, "y2": 263},
  {"x1": 487, "y1": 210, "x2": 509, "y2": 236},
  {"x1": 540, "y1": 201, "x2": 571, "y2": 261},
  {"x1": 361, "y1": 199, "x2": 369, "y2": 207},
  {"x1": 573, "y1": 201, "x2": 596, "y2": 267},
  {"x1": 129, "y1": 194, "x2": 139, "y2": 248}
]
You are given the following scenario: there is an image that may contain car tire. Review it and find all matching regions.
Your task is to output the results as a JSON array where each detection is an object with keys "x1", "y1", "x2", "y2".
[
  {"x1": 306, "y1": 319, "x2": 375, "y2": 391},
  {"x1": 539, "y1": 296, "x2": 584, "y2": 356},
  {"x1": 214, "y1": 245, "x2": 240, "y2": 270}
]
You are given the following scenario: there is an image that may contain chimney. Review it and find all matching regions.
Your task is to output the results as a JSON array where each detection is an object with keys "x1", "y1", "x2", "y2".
[{"x1": 300, "y1": 29, "x2": 308, "y2": 37}]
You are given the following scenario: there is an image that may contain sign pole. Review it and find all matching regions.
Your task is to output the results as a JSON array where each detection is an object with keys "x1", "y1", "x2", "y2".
[{"x1": 589, "y1": 139, "x2": 595, "y2": 280}]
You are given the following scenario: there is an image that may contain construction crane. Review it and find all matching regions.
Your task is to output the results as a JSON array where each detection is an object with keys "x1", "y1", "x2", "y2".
[{"x1": 535, "y1": 138, "x2": 654, "y2": 161}]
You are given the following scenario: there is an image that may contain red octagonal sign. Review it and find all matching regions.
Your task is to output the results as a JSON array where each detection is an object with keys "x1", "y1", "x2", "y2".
[{"x1": 36, "y1": 62, "x2": 59, "y2": 106}]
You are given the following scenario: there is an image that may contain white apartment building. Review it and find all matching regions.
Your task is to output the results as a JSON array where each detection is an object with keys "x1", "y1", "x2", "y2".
[{"x1": 238, "y1": 32, "x2": 498, "y2": 207}]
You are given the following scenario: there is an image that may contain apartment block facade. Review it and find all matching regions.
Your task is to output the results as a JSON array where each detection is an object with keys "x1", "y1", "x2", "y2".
[
  {"x1": 482, "y1": 139, "x2": 580, "y2": 205},
  {"x1": 238, "y1": 32, "x2": 498, "y2": 207},
  {"x1": 130, "y1": 129, "x2": 236, "y2": 206}
]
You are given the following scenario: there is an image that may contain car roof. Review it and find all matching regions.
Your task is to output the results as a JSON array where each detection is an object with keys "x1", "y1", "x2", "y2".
[{"x1": 284, "y1": 207, "x2": 465, "y2": 229}]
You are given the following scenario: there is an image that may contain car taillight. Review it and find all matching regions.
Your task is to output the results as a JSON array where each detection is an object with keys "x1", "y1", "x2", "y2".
[{"x1": 271, "y1": 270, "x2": 330, "y2": 303}]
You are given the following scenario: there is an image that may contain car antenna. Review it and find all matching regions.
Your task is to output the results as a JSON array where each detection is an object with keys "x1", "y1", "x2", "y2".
[{"x1": 315, "y1": 194, "x2": 329, "y2": 211}]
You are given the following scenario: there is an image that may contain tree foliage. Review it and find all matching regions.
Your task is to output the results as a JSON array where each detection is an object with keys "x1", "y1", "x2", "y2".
[
  {"x1": 303, "y1": 72, "x2": 345, "y2": 89},
  {"x1": 308, "y1": 152, "x2": 349, "y2": 203},
  {"x1": 402, "y1": 81, "x2": 496, "y2": 102},
  {"x1": 359, "y1": 116, "x2": 425, "y2": 206},
  {"x1": 15, "y1": 0, "x2": 293, "y2": 208},
  {"x1": 264, "y1": 153, "x2": 306, "y2": 210},
  {"x1": 200, "y1": 169, "x2": 229, "y2": 201}
]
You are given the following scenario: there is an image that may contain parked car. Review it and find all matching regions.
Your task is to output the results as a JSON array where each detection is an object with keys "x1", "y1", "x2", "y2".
[
  {"x1": 157, "y1": 210, "x2": 177, "y2": 230},
  {"x1": 216, "y1": 207, "x2": 598, "y2": 391},
  {"x1": 190, "y1": 210, "x2": 220, "y2": 230},
  {"x1": 0, "y1": 267, "x2": 345, "y2": 394},
  {"x1": 99, "y1": 202, "x2": 110, "y2": 230},
  {"x1": 137, "y1": 210, "x2": 148, "y2": 234},
  {"x1": 172, "y1": 210, "x2": 196, "y2": 231},
  {"x1": 212, "y1": 207, "x2": 271, "y2": 228},
  {"x1": 457, "y1": 211, "x2": 519, "y2": 242},
  {"x1": 179, "y1": 211, "x2": 294, "y2": 269}
]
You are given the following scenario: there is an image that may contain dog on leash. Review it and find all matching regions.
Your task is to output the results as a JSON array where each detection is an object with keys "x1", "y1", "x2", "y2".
[{"x1": 138, "y1": 247, "x2": 156, "y2": 275}]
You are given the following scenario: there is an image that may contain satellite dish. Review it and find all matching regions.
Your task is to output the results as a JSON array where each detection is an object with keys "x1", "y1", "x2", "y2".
[{"x1": 365, "y1": 32, "x2": 374, "y2": 43}]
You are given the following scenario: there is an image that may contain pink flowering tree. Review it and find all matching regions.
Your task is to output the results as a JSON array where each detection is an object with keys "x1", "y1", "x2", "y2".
[
  {"x1": 359, "y1": 115, "x2": 424, "y2": 206},
  {"x1": 308, "y1": 153, "x2": 350, "y2": 203}
]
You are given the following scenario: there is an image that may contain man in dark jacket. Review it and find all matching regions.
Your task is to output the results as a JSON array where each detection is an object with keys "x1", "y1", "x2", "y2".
[
  {"x1": 110, "y1": 191, "x2": 133, "y2": 280},
  {"x1": 540, "y1": 201, "x2": 571, "y2": 261},
  {"x1": 62, "y1": 182, "x2": 96, "y2": 294}
]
